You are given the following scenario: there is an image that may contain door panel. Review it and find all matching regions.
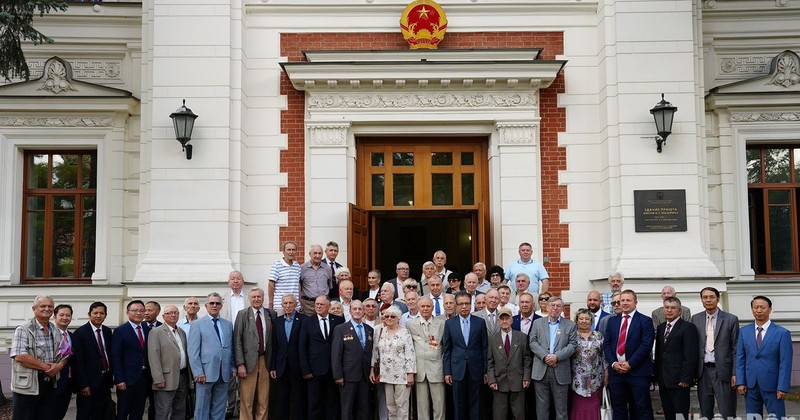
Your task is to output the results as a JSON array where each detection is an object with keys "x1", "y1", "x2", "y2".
[{"x1": 348, "y1": 203, "x2": 370, "y2": 291}]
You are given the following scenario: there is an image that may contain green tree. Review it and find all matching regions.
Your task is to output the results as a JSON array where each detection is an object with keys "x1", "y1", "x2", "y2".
[{"x1": 0, "y1": 0, "x2": 68, "y2": 81}]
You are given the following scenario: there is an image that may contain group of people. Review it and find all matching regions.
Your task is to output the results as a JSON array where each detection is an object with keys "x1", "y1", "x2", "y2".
[{"x1": 7, "y1": 241, "x2": 794, "y2": 420}]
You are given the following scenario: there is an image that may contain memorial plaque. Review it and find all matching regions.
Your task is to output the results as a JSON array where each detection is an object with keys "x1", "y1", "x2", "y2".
[{"x1": 634, "y1": 189, "x2": 687, "y2": 232}]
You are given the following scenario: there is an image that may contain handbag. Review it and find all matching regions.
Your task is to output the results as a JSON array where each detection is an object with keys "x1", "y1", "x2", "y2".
[{"x1": 601, "y1": 387, "x2": 612, "y2": 420}]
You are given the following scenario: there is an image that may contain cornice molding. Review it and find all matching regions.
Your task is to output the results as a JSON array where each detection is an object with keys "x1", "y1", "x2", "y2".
[
  {"x1": 308, "y1": 92, "x2": 537, "y2": 110},
  {"x1": 730, "y1": 112, "x2": 800, "y2": 122},
  {"x1": 0, "y1": 116, "x2": 114, "y2": 127}
]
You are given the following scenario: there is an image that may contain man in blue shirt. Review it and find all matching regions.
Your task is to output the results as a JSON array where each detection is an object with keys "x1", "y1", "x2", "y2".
[{"x1": 504, "y1": 242, "x2": 549, "y2": 295}]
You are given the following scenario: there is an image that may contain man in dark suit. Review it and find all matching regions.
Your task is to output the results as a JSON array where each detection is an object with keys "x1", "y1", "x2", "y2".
[
  {"x1": 487, "y1": 307, "x2": 532, "y2": 420},
  {"x1": 112, "y1": 299, "x2": 152, "y2": 420},
  {"x1": 325, "y1": 241, "x2": 344, "y2": 299},
  {"x1": 586, "y1": 291, "x2": 609, "y2": 331},
  {"x1": 73, "y1": 301, "x2": 114, "y2": 420},
  {"x1": 188, "y1": 292, "x2": 236, "y2": 420},
  {"x1": 384, "y1": 261, "x2": 411, "y2": 300},
  {"x1": 53, "y1": 304, "x2": 75, "y2": 420},
  {"x1": 331, "y1": 300, "x2": 373, "y2": 420},
  {"x1": 234, "y1": 287, "x2": 273, "y2": 420},
  {"x1": 443, "y1": 291, "x2": 488, "y2": 420},
  {"x1": 603, "y1": 289, "x2": 655, "y2": 420},
  {"x1": 736, "y1": 295, "x2": 793, "y2": 419},
  {"x1": 654, "y1": 297, "x2": 699, "y2": 420},
  {"x1": 691, "y1": 286, "x2": 739, "y2": 419},
  {"x1": 299, "y1": 295, "x2": 345, "y2": 420},
  {"x1": 269, "y1": 294, "x2": 306, "y2": 420}
]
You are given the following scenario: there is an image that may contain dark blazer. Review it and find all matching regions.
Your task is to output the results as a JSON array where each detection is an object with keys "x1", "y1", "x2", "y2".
[
  {"x1": 55, "y1": 330, "x2": 75, "y2": 394},
  {"x1": 603, "y1": 311, "x2": 655, "y2": 378},
  {"x1": 330, "y1": 322, "x2": 374, "y2": 382},
  {"x1": 383, "y1": 278, "x2": 404, "y2": 299},
  {"x1": 72, "y1": 322, "x2": 114, "y2": 391},
  {"x1": 593, "y1": 310, "x2": 610, "y2": 331},
  {"x1": 111, "y1": 322, "x2": 151, "y2": 386},
  {"x1": 270, "y1": 312, "x2": 304, "y2": 377},
  {"x1": 325, "y1": 259, "x2": 343, "y2": 299},
  {"x1": 442, "y1": 314, "x2": 488, "y2": 381},
  {"x1": 691, "y1": 309, "x2": 738, "y2": 380},
  {"x1": 511, "y1": 313, "x2": 541, "y2": 334},
  {"x1": 299, "y1": 313, "x2": 345, "y2": 377},
  {"x1": 359, "y1": 288, "x2": 381, "y2": 303},
  {"x1": 145, "y1": 320, "x2": 163, "y2": 330},
  {"x1": 654, "y1": 318, "x2": 699, "y2": 387}
]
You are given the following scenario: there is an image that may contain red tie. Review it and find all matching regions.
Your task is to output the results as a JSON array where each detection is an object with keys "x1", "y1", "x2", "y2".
[
  {"x1": 136, "y1": 325, "x2": 145, "y2": 348},
  {"x1": 504, "y1": 334, "x2": 511, "y2": 356},
  {"x1": 96, "y1": 328, "x2": 109, "y2": 371},
  {"x1": 256, "y1": 310, "x2": 265, "y2": 355},
  {"x1": 617, "y1": 314, "x2": 629, "y2": 355}
]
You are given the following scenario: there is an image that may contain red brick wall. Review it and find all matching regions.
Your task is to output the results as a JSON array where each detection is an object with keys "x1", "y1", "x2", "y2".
[{"x1": 279, "y1": 32, "x2": 568, "y2": 293}]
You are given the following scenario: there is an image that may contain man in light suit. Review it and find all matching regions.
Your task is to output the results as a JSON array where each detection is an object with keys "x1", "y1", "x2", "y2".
[
  {"x1": 528, "y1": 297, "x2": 577, "y2": 420},
  {"x1": 112, "y1": 299, "x2": 152, "y2": 420},
  {"x1": 188, "y1": 292, "x2": 236, "y2": 420},
  {"x1": 654, "y1": 297, "x2": 699, "y2": 420},
  {"x1": 736, "y1": 295, "x2": 793, "y2": 419},
  {"x1": 221, "y1": 271, "x2": 248, "y2": 418},
  {"x1": 72, "y1": 301, "x2": 114, "y2": 420},
  {"x1": 299, "y1": 295, "x2": 345, "y2": 420},
  {"x1": 269, "y1": 294, "x2": 305, "y2": 420},
  {"x1": 233, "y1": 288, "x2": 273, "y2": 420},
  {"x1": 488, "y1": 307, "x2": 532, "y2": 420},
  {"x1": 443, "y1": 291, "x2": 488, "y2": 420},
  {"x1": 603, "y1": 289, "x2": 655, "y2": 420},
  {"x1": 471, "y1": 287, "x2": 501, "y2": 419},
  {"x1": 331, "y1": 300, "x2": 373, "y2": 420},
  {"x1": 148, "y1": 305, "x2": 190, "y2": 420},
  {"x1": 691, "y1": 286, "x2": 739, "y2": 419},
  {"x1": 406, "y1": 297, "x2": 446, "y2": 420}
]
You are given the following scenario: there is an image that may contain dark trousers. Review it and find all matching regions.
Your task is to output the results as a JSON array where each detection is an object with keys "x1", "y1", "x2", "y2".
[
  {"x1": 273, "y1": 369, "x2": 306, "y2": 420},
  {"x1": 307, "y1": 372, "x2": 339, "y2": 420},
  {"x1": 609, "y1": 375, "x2": 653, "y2": 420},
  {"x1": 658, "y1": 385, "x2": 690, "y2": 420},
  {"x1": 340, "y1": 379, "x2": 369, "y2": 420},
  {"x1": 55, "y1": 387, "x2": 73, "y2": 419},
  {"x1": 117, "y1": 373, "x2": 151, "y2": 420},
  {"x1": 452, "y1": 376, "x2": 481, "y2": 420},
  {"x1": 523, "y1": 383, "x2": 537, "y2": 420},
  {"x1": 479, "y1": 382, "x2": 493, "y2": 420},
  {"x1": 76, "y1": 385, "x2": 113, "y2": 420},
  {"x1": 444, "y1": 382, "x2": 454, "y2": 420},
  {"x1": 12, "y1": 375, "x2": 57, "y2": 420}
]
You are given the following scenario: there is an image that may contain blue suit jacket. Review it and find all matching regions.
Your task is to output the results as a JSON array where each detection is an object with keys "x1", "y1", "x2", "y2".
[
  {"x1": 73, "y1": 322, "x2": 114, "y2": 390},
  {"x1": 188, "y1": 316, "x2": 235, "y2": 383},
  {"x1": 594, "y1": 310, "x2": 610, "y2": 331},
  {"x1": 511, "y1": 313, "x2": 541, "y2": 334},
  {"x1": 299, "y1": 313, "x2": 345, "y2": 377},
  {"x1": 270, "y1": 312, "x2": 305, "y2": 376},
  {"x1": 111, "y1": 322, "x2": 151, "y2": 386},
  {"x1": 603, "y1": 311, "x2": 654, "y2": 378},
  {"x1": 735, "y1": 322, "x2": 793, "y2": 392},
  {"x1": 442, "y1": 315, "x2": 488, "y2": 381}
]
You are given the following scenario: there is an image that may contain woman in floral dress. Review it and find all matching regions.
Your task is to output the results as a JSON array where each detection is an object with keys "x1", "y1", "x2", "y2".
[
  {"x1": 370, "y1": 305, "x2": 416, "y2": 420},
  {"x1": 570, "y1": 308, "x2": 607, "y2": 420}
]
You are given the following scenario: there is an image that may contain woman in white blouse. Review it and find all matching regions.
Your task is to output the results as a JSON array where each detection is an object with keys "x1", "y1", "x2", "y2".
[{"x1": 370, "y1": 305, "x2": 416, "y2": 420}]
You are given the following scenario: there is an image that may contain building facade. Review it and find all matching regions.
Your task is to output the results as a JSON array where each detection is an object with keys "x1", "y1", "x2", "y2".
[{"x1": 0, "y1": 0, "x2": 798, "y2": 383}]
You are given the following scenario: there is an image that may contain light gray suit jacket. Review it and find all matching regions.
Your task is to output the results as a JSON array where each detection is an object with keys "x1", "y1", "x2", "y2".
[
  {"x1": 473, "y1": 308, "x2": 501, "y2": 338},
  {"x1": 148, "y1": 324, "x2": 189, "y2": 391},
  {"x1": 233, "y1": 307, "x2": 274, "y2": 373},
  {"x1": 528, "y1": 316, "x2": 577, "y2": 385},
  {"x1": 487, "y1": 330, "x2": 532, "y2": 392},
  {"x1": 691, "y1": 308, "x2": 739, "y2": 380},
  {"x1": 406, "y1": 316, "x2": 445, "y2": 383},
  {"x1": 651, "y1": 305, "x2": 691, "y2": 329},
  {"x1": 188, "y1": 316, "x2": 235, "y2": 383}
]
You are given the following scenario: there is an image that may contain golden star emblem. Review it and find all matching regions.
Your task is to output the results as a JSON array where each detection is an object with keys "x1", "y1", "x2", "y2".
[{"x1": 418, "y1": 6, "x2": 430, "y2": 19}]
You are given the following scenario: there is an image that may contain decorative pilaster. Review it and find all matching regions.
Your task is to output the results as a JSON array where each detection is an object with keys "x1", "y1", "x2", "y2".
[{"x1": 307, "y1": 122, "x2": 350, "y2": 147}]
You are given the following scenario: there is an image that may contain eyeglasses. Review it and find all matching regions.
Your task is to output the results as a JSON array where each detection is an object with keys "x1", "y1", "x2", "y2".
[
  {"x1": 539, "y1": 297, "x2": 550, "y2": 302},
  {"x1": 457, "y1": 302, "x2": 471, "y2": 306},
  {"x1": 490, "y1": 273, "x2": 502, "y2": 277},
  {"x1": 163, "y1": 311, "x2": 179, "y2": 316},
  {"x1": 611, "y1": 301, "x2": 621, "y2": 306},
  {"x1": 129, "y1": 309, "x2": 145, "y2": 313},
  {"x1": 397, "y1": 268, "x2": 409, "y2": 271},
  {"x1": 207, "y1": 302, "x2": 222, "y2": 306},
  {"x1": 383, "y1": 315, "x2": 397, "y2": 319},
  {"x1": 406, "y1": 285, "x2": 418, "y2": 289}
]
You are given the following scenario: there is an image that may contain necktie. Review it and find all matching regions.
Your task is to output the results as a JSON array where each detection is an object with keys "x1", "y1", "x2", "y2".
[
  {"x1": 136, "y1": 325, "x2": 145, "y2": 348},
  {"x1": 490, "y1": 313, "x2": 496, "y2": 329},
  {"x1": 322, "y1": 317, "x2": 328, "y2": 340},
  {"x1": 705, "y1": 315, "x2": 715, "y2": 353},
  {"x1": 213, "y1": 317, "x2": 221, "y2": 343},
  {"x1": 96, "y1": 328, "x2": 109, "y2": 371},
  {"x1": 461, "y1": 318, "x2": 469, "y2": 345},
  {"x1": 617, "y1": 314, "x2": 629, "y2": 355},
  {"x1": 504, "y1": 333, "x2": 511, "y2": 356},
  {"x1": 256, "y1": 310, "x2": 265, "y2": 354},
  {"x1": 434, "y1": 297, "x2": 441, "y2": 316},
  {"x1": 357, "y1": 324, "x2": 365, "y2": 348},
  {"x1": 756, "y1": 326, "x2": 763, "y2": 350},
  {"x1": 664, "y1": 322, "x2": 672, "y2": 343}
]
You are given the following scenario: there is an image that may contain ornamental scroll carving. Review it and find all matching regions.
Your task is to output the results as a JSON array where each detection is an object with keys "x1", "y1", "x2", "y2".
[
  {"x1": 767, "y1": 51, "x2": 800, "y2": 88},
  {"x1": 307, "y1": 123, "x2": 349, "y2": 146},
  {"x1": 38, "y1": 59, "x2": 77, "y2": 94},
  {"x1": 0, "y1": 117, "x2": 114, "y2": 127},
  {"x1": 496, "y1": 123, "x2": 537, "y2": 145},
  {"x1": 730, "y1": 113, "x2": 800, "y2": 122},
  {"x1": 308, "y1": 92, "x2": 537, "y2": 110}
]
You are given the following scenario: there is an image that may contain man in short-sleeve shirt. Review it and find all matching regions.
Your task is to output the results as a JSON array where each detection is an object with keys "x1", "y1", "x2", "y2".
[
  {"x1": 504, "y1": 242, "x2": 549, "y2": 295},
  {"x1": 268, "y1": 241, "x2": 302, "y2": 316}
]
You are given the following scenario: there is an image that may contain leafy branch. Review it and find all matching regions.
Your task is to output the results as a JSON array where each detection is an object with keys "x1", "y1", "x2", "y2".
[{"x1": 0, "y1": 0, "x2": 68, "y2": 82}]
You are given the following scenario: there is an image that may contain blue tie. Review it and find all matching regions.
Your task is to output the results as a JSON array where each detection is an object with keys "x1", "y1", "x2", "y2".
[
  {"x1": 434, "y1": 297, "x2": 441, "y2": 316},
  {"x1": 461, "y1": 318, "x2": 469, "y2": 345},
  {"x1": 212, "y1": 317, "x2": 221, "y2": 343},
  {"x1": 357, "y1": 324, "x2": 365, "y2": 348}
]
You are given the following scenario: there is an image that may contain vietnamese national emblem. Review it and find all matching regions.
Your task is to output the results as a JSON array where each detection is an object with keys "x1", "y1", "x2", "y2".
[{"x1": 400, "y1": 0, "x2": 448, "y2": 49}]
